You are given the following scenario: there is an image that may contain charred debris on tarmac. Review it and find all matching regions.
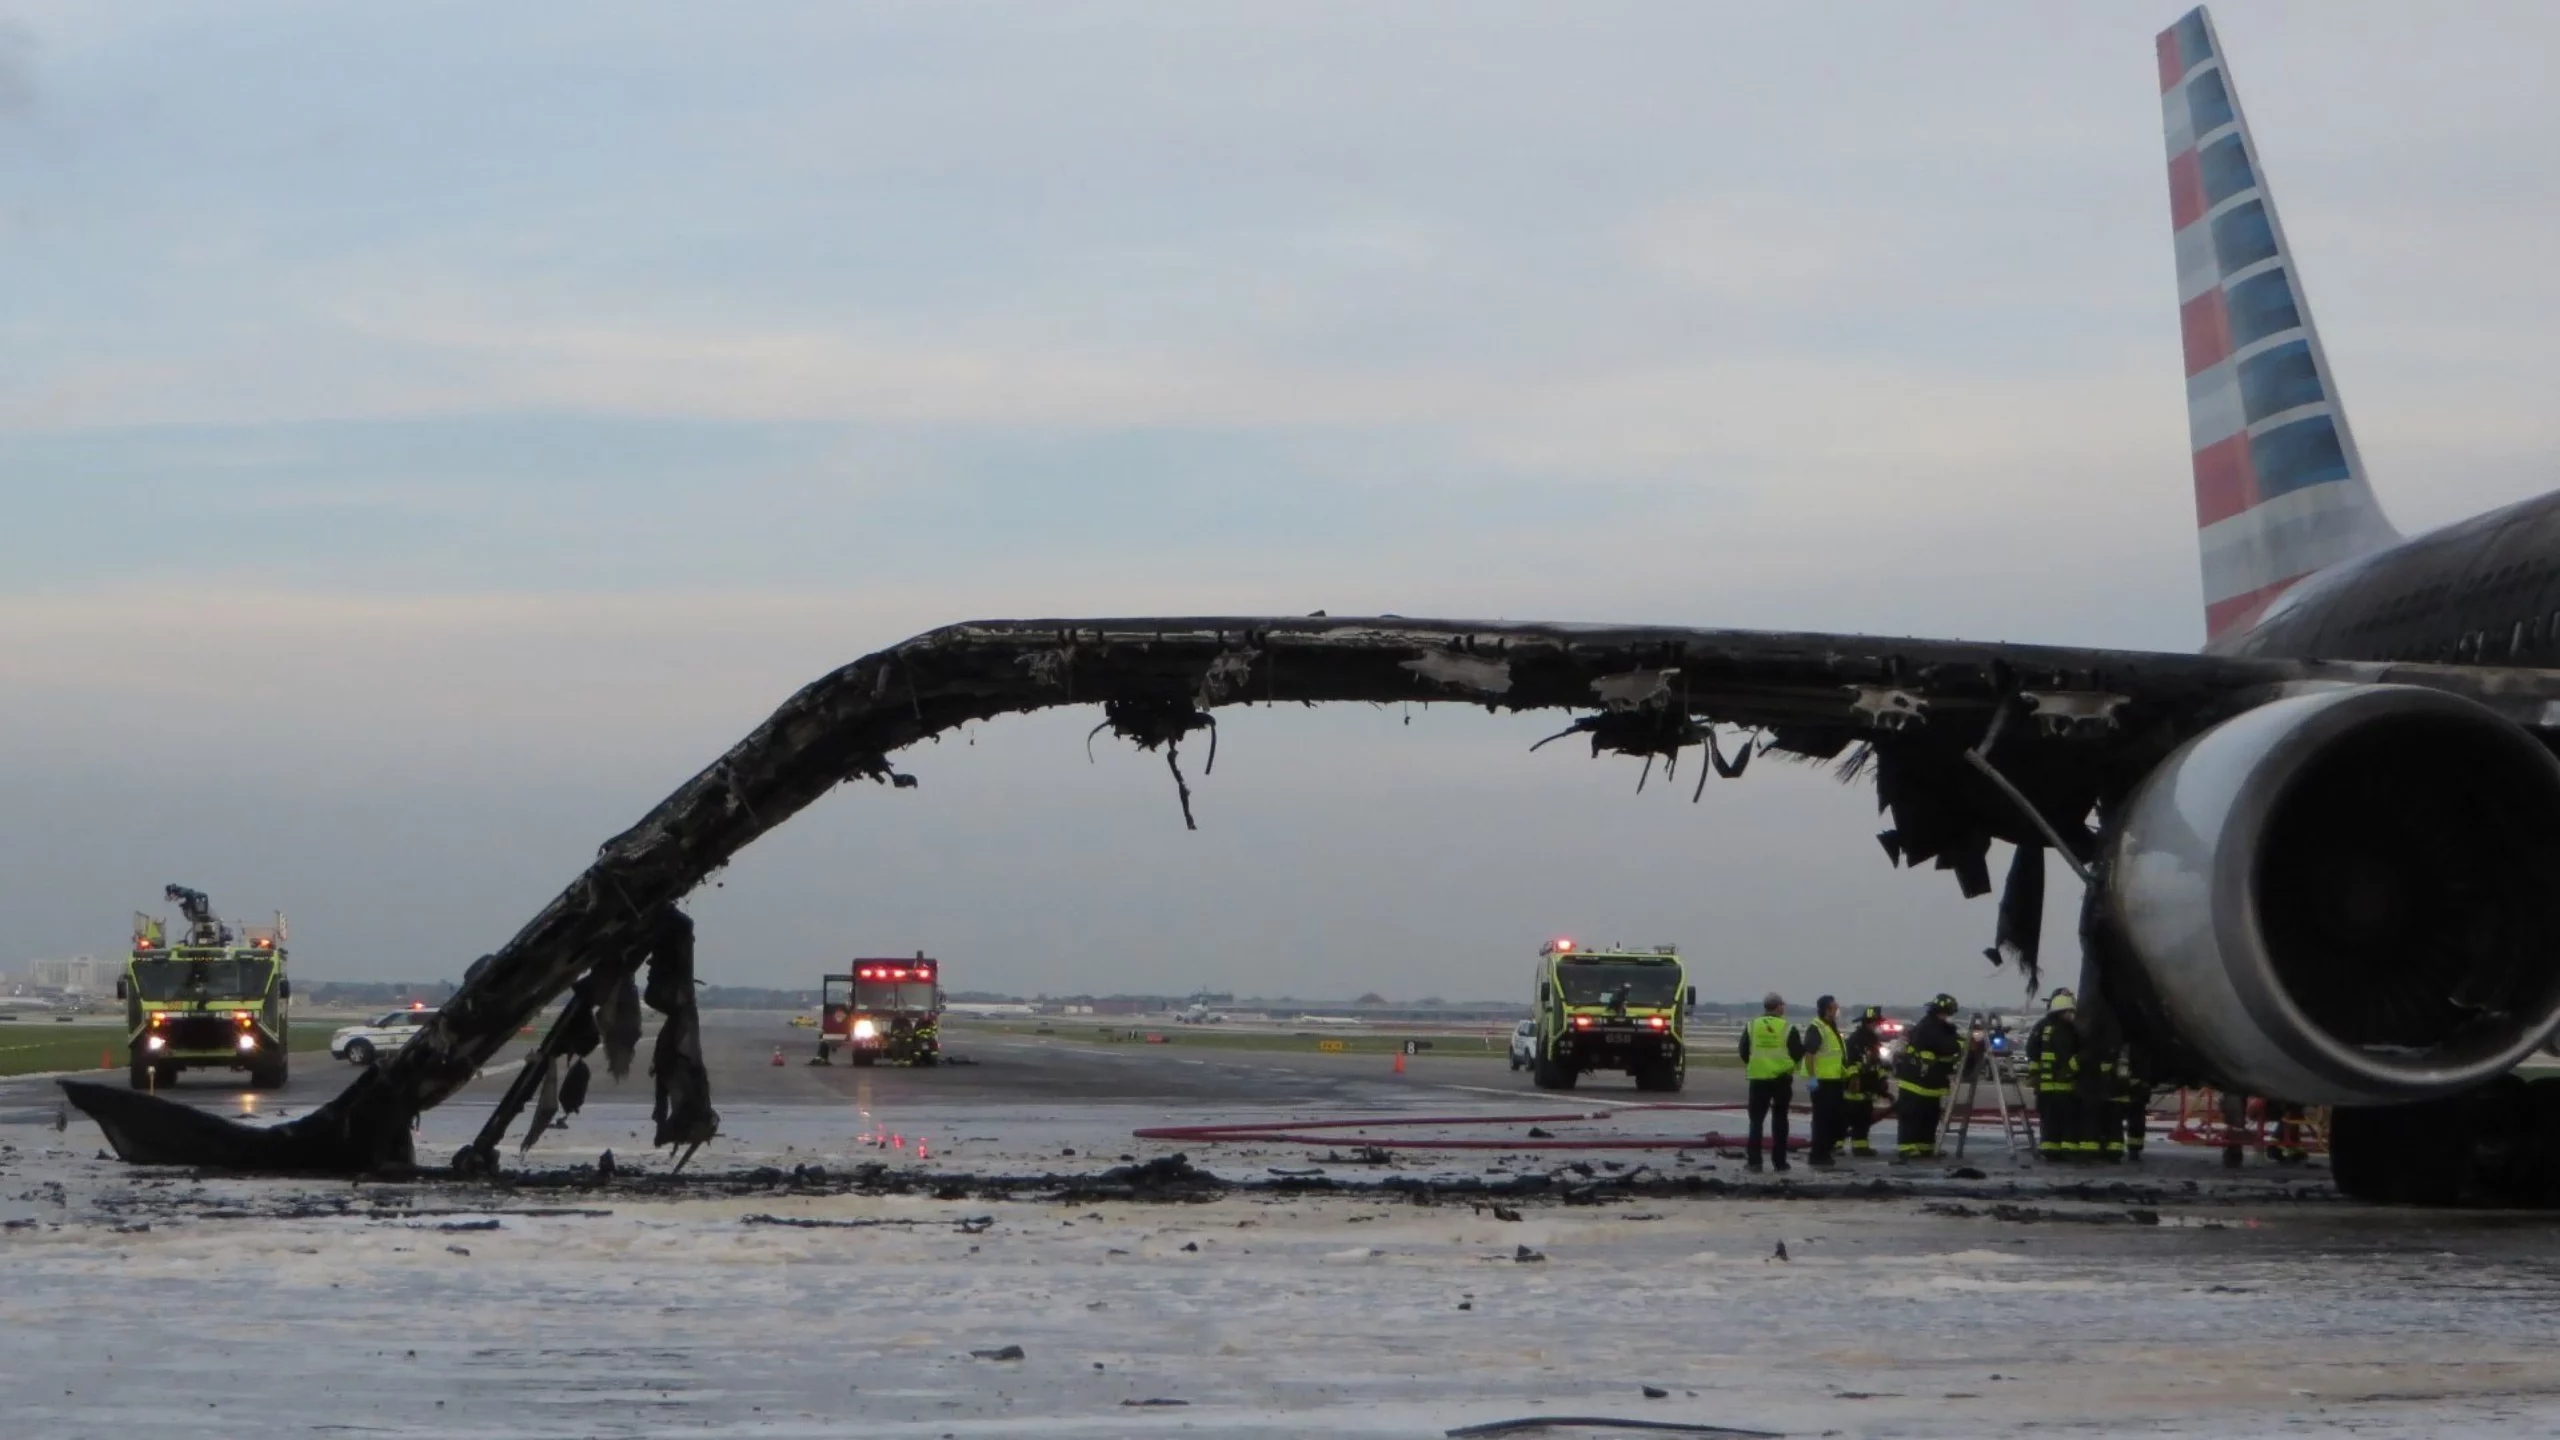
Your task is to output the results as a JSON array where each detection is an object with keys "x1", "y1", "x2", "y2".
[
  {"x1": 56, "y1": 615, "x2": 2512, "y2": 1175},
  {"x1": 53, "y1": 1151, "x2": 2342, "y2": 1226}
]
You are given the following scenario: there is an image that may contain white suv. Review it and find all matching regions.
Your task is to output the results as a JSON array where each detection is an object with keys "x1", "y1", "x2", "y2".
[
  {"x1": 330, "y1": 1008, "x2": 437, "y2": 1065},
  {"x1": 1508, "y1": 1019, "x2": 1537, "y2": 1071}
]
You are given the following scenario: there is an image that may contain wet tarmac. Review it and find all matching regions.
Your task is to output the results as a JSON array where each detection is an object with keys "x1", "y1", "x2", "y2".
[
  {"x1": 0, "y1": 1008, "x2": 1754, "y2": 1123},
  {"x1": 11, "y1": 1011, "x2": 2557, "y2": 1438}
]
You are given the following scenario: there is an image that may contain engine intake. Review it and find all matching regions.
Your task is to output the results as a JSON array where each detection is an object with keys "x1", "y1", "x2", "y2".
[{"x1": 2105, "y1": 684, "x2": 2560, "y2": 1105}]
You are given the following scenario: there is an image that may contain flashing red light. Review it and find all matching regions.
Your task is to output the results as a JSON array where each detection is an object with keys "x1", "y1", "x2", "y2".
[
  {"x1": 231, "y1": 1011, "x2": 253, "y2": 1023},
  {"x1": 1572, "y1": 1016, "x2": 1593, "y2": 1029},
  {"x1": 410, "y1": 1001, "x2": 424, "y2": 1010},
  {"x1": 1554, "y1": 938, "x2": 1574, "y2": 952},
  {"x1": 1646, "y1": 1016, "x2": 1667, "y2": 1029}
]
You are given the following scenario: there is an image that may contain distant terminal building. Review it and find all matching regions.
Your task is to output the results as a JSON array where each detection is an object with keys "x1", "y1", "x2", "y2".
[{"x1": 27, "y1": 955, "x2": 105, "y2": 994}]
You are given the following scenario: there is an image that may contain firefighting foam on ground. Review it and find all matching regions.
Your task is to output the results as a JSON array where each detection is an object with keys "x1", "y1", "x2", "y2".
[{"x1": 8, "y1": 1007, "x2": 2560, "y2": 1437}]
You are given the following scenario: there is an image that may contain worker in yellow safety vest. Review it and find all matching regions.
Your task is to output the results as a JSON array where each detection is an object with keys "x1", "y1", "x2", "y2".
[
  {"x1": 1738, "y1": 992, "x2": 1805, "y2": 1173},
  {"x1": 1802, "y1": 995, "x2": 1847, "y2": 1169},
  {"x1": 1892, "y1": 993, "x2": 1963, "y2": 1160}
]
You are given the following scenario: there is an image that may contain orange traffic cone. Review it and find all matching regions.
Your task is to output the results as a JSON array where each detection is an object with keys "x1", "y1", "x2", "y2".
[
  {"x1": 100, "y1": 1049, "x2": 113, "y2": 1070},
  {"x1": 1392, "y1": 1051, "x2": 1405, "y2": 1075},
  {"x1": 917, "y1": 1139, "x2": 929, "y2": 1161},
  {"x1": 770, "y1": 1046, "x2": 786, "y2": 1067}
]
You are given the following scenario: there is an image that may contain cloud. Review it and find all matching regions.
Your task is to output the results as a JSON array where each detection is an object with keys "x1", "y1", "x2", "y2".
[
  {"x1": 5, "y1": 2, "x2": 2555, "y2": 993},
  {"x1": 0, "y1": 576, "x2": 2085, "y2": 997},
  {"x1": 5, "y1": 256, "x2": 2180, "y2": 495},
  {"x1": 0, "y1": 20, "x2": 32, "y2": 122},
  {"x1": 0, "y1": 578, "x2": 1335, "y2": 786}
]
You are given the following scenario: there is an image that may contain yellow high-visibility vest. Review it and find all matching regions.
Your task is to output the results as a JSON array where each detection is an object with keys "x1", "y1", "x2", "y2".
[
  {"x1": 1744, "y1": 1014, "x2": 1796, "y2": 1081},
  {"x1": 1805, "y1": 1017, "x2": 1844, "y2": 1081}
]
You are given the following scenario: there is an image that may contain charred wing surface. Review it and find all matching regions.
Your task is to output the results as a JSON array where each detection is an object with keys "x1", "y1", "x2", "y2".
[
  {"x1": 60, "y1": 617, "x2": 2560, "y2": 1173},
  {"x1": 58, "y1": 1078, "x2": 413, "y2": 1171}
]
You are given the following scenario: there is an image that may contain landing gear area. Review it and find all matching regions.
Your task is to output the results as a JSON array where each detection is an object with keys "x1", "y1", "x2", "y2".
[{"x1": 2331, "y1": 1075, "x2": 2560, "y2": 1208}]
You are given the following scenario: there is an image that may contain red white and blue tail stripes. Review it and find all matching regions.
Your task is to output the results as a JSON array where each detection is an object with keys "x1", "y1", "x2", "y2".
[{"x1": 2160, "y1": 7, "x2": 2397, "y2": 647}]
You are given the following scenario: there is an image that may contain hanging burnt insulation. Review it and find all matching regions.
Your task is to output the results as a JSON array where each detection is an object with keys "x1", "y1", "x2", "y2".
[
  {"x1": 1986, "y1": 841, "x2": 2047, "y2": 991},
  {"x1": 1089, "y1": 696, "x2": 1219, "y2": 830},
  {"x1": 642, "y1": 908, "x2": 718, "y2": 1158},
  {"x1": 1529, "y1": 707, "x2": 1710, "y2": 797}
]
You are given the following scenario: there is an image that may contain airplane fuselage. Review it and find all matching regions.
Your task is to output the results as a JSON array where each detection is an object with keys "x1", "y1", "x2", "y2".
[{"x1": 2223, "y1": 491, "x2": 2560, "y2": 667}]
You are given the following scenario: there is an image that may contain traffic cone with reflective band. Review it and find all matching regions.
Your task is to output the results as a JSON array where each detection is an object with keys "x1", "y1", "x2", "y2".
[
  {"x1": 1392, "y1": 1051, "x2": 1405, "y2": 1075},
  {"x1": 917, "y1": 1139, "x2": 929, "y2": 1160}
]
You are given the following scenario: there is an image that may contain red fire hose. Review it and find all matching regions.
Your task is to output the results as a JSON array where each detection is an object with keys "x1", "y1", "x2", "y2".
[{"x1": 1133, "y1": 1104, "x2": 1817, "y2": 1151}]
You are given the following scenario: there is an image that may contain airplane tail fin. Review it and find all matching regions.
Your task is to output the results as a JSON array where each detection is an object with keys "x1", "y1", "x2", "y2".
[{"x1": 2160, "y1": 6, "x2": 2398, "y2": 646}]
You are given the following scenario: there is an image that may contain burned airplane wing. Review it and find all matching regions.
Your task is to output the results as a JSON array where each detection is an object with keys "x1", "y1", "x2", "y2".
[{"x1": 61, "y1": 616, "x2": 2560, "y2": 1173}]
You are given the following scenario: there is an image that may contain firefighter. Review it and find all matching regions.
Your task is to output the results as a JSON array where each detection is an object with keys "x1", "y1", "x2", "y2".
[
  {"x1": 1893, "y1": 993, "x2": 1962, "y2": 1160},
  {"x1": 2024, "y1": 988, "x2": 2080, "y2": 1162},
  {"x1": 1738, "y1": 991, "x2": 1804, "y2": 1173},
  {"x1": 1803, "y1": 995, "x2": 1847, "y2": 1168},
  {"x1": 2115, "y1": 1044, "x2": 2154, "y2": 1162},
  {"x1": 2087, "y1": 1045, "x2": 2123, "y2": 1161},
  {"x1": 1842, "y1": 1005, "x2": 1891, "y2": 1158}
]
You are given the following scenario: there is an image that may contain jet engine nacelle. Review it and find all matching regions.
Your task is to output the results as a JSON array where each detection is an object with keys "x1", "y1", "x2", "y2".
[{"x1": 2105, "y1": 684, "x2": 2560, "y2": 1105}]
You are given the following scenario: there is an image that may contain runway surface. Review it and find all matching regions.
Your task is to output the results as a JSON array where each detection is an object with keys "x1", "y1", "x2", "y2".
[
  {"x1": 14, "y1": 1012, "x2": 2560, "y2": 1438},
  {"x1": 3, "y1": 1008, "x2": 1755, "y2": 1122}
]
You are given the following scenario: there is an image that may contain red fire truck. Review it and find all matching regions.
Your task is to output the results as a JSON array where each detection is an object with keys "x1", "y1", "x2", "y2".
[{"x1": 817, "y1": 953, "x2": 943, "y2": 1067}]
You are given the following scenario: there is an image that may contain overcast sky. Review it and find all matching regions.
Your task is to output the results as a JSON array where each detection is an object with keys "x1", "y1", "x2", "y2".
[{"x1": 4, "y1": 2, "x2": 2555, "y2": 1004}]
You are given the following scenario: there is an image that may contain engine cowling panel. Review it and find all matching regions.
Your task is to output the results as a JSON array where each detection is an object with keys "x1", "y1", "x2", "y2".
[{"x1": 2106, "y1": 684, "x2": 2560, "y2": 1105}]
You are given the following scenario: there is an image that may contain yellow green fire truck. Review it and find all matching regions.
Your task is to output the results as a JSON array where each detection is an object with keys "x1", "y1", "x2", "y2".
[
  {"x1": 1527, "y1": 938, "x2": 1693, "y2": 1092},
  {"x1": 117, "y1": 885, "x2": 292, "y2": 1090}
]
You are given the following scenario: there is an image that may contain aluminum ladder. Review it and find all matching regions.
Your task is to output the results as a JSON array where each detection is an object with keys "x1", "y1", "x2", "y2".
[{"x1": 1938, "y1": 1022, "x2": 2038, "y2": 1159}]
